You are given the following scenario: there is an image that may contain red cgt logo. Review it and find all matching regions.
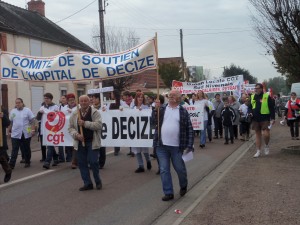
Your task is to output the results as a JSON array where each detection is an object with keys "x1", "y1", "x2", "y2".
[{"x1": 45, "y1": 112, "x2": 66, "y2": 133}]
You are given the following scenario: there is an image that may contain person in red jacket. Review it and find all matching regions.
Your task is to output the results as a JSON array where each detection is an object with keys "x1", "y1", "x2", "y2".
[{"x1": 284, "y1": 92, "x2": 300, "y2": 140}]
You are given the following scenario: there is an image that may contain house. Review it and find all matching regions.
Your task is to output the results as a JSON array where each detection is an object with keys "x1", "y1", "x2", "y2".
[
  {"x1": 127, "y1": 57, "x2": 185, "y2": 95},
  {"x1": 0, "y1": 0, "x2": 95, "y2": 114}
]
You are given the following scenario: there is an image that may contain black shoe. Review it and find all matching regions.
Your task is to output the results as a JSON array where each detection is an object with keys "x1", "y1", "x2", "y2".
[
  {"x1": 209, "y1": 139, "x2": 212, "y2": 142},
  {"x1": 135, "y1": 167, "x2": 145, "y2": 173},
  {"x1": 96, "y1": 182, "x2": 102, "y2": 190},
  {"x1": 24, "y1": 163, "x2": 30, "y2": 168},
  {"x1": 147, "y1": 161, "x2": 152, "y2": 170},
  {"x1": 199, "y1": 144, "x2": 205, "y2": 148},
  {"x1": 20, "y1": 159, "x2": 25, "y2": 163},
  {"x1": 9, "y1": 164, "x2": 15, "y2": 170},
  {"x1": 4, "y1": 173, "x2": 12, "y2": 183},
  {"x1": 79, "y1": 184, "x2": 93, "y2": 191},
  {"x1": 43, "y1": 163, "x2": 50, "y2": 169},
  {"x1": 180, "y1": 187, "x2": 187, "y2": 196},
  {"x1": 150, "y1": 154, "x2": 157, "y2": 159},
  {"x1": 52, "y1": 160, "x2": 59, "y2": 166},
  {"x1": 162, "y1": 194, "x2": 174, "y2": 201}
]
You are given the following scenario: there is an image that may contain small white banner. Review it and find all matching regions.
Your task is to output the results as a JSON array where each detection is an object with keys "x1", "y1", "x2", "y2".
[
  {"x1": 42, "y1": 110, "x2": 73, "y2": 146},
  {"x1": 184, "y1": 104, "x2": 204, "y2": 130}
]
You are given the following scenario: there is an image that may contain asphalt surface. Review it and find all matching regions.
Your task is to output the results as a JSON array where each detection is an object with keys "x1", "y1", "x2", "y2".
[
  {"x1": 1, "y1": 123, "x2": 298, "y2": 225},
  {"x1": 179, "y1": 123, "x2": 300, "y2": 225}
]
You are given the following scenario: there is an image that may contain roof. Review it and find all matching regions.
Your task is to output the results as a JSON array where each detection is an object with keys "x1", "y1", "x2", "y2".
[{"x1": 0, "y1": 1, "x2": 95, "y2": 52}]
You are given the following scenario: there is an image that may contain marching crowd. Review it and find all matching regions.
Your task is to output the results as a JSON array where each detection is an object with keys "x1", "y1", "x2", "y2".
[{"x1": 1, "y1": 82, "x2": 298, "y2": 201}]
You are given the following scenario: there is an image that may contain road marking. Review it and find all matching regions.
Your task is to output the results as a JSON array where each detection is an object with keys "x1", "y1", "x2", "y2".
[{"x1": 0, "y1": 170, "x2": 55, "y2": 189}]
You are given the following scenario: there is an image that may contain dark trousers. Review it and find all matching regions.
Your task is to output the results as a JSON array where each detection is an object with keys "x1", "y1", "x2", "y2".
[
  {"x1": 99, "y1": 147, "x2": 106, "y2": 168},
  {"x1": 289, "y1": 120, "x2": 299, "y2": 137},
  {"x1": 224, "y1": 125, "x2": 234, "y2": 142},
  {"x1": 232, "y1": 125, "x2": 238, "y2": 139},
  {"x1": 10, "y1": 135, "x2": 31, "y2": 165},
  {"x1": 240, "y1": 122, "x2": 250, "y2": 135},
  {"x1": 0, "y1": 153, "x2": 12, "y2": 174},
  {"x1": 40, "y1": 135, "x2": 47, "y2": 161},
  {"x1": 213, "y1": 117, "x2": 223, "y2": 137}
]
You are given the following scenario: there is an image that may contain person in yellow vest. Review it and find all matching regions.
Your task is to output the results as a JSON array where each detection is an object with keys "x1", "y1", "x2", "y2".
[{"x1": 248, "y1": 83, "x2": 275, "y2": 158}]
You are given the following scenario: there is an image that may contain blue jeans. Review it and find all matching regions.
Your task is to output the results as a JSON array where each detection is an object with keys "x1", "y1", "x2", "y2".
[
  {"x1": 156, "y1": 145, "x2": 187, "y2": 195},
  {"x1": 77, "y1": 141, "x2": 101, "y2": 186},
  {"x1": 10, "y1": 136, "x2": 31, "y2": 165},
  {"x1": 200, "y1": 120, "x2": 208, "y2": 145},
  {"x1": 136, "y1": 152, "x2": 151, "y2": 168},
  {"x1": 45, "y1": 146, "x2": 58, "y2": 164}
]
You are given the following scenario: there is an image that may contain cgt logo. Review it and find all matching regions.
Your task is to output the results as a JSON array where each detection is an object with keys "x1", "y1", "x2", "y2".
[{"x1": 46, "y1": 112, "x2": 66, "y2": 145}]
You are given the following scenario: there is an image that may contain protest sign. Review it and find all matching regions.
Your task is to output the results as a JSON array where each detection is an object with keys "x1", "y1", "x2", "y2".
[
  {"x1": 1, "y1": 38, "x2": 156, "y2": 82},
  {"x1": 100, "y1": 109, "x2": 154, "y2": 147},
  {"x1": 42, "y1": 110, "x2": 73, "y2": 146},
  {"x1": 184, "y1": 104, "x2": 204, "y2": 130},
  {"x1": 172, "y1": 75, "x2": 244, "y2": 94}
]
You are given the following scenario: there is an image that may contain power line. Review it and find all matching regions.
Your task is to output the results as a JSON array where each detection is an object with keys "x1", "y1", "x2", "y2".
[{"x1": 55, "y1": 0, "x2": 97, "y2": 24}]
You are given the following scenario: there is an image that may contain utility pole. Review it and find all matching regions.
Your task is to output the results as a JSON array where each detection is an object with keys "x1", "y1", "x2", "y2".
[
  {"x1": 98, "y1": 0, "x2": 106, "y2": 54},
  {"x1": 180, "y1": 29, "x2": 186, "y2": 81}
]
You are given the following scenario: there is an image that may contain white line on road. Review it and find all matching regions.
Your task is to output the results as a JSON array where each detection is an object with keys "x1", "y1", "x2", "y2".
[{"x1": 0, "y1": 170, "x2": 55, "y2": 189}]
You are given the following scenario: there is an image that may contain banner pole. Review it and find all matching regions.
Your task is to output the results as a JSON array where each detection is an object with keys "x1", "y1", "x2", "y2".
[
  {"x1": 155, "y1": 33, "x2": 160, "y2": 140},
  {"x1": 0, "y1": 49, "x2": 3, "y2": 147},
  {"x1": 73, "y1": 82, "x2": 85, "y2": 147}
]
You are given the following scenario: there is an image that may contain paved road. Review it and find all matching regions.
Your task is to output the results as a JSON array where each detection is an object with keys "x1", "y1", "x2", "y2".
[{"x1": 0, "y1": 136, "x2": 245, "y2": 225}]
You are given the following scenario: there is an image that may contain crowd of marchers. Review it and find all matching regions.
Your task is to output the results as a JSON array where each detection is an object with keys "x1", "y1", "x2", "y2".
[{"x1": 0, "y1": 83, "x2": 288, "y2": 201}]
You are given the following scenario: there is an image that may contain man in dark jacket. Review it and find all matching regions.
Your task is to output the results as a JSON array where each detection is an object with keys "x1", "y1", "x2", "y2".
[
  {"x1": 221, "y1": 98, "x2": 236, "y2": 144},
  {"x1": 152, "y1": 90, "x2": 194, "y2": 201}
]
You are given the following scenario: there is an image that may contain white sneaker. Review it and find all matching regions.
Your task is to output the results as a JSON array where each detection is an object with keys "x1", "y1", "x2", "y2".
[
  {"x1": 253, "y1": 150, "x2": 261, "y2": 158},
  {"x1": 264, "y1": 146, "x2": 270, "y2": 155}
]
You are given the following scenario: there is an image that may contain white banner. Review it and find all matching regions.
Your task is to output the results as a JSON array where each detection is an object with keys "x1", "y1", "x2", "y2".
[
  {"x1": 43, "y1": 111, "x2": 73, "y2": 146},
  {"x1": 172, "y1": 75, "x2": 244, "y2": 94},
  {"x1": 1, "y1": 38, "x2": 157, "y2": 82},
  {"x1": 244, "y1": 84, "x2": 255, "y2": 93},
  {"x1": 100, "y1": 109, "x2": 154, "y2": 147},
  {"x1": 184, "y1": 104, "x2": 204, "y2": 130}
]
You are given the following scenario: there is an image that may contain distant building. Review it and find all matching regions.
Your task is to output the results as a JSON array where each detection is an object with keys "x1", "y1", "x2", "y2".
[{"x1": 0, "y1": 0, "x2": 95, "y2": 113}]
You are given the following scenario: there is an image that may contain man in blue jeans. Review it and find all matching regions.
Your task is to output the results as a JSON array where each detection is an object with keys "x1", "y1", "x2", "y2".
[
  {"x1": 68, "y1": 95, "x2": 102, "y2": 191},
  {"x1": 152, "y1": 90, "x2": 194, "y2": 201}
]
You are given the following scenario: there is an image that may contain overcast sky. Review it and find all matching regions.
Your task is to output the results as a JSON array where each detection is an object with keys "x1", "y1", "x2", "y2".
[{"x1": 8, "y1": 0, "x2": 280, "y2": 82}]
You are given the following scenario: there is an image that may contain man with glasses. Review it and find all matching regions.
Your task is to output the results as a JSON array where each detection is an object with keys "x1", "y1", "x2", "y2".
[{"x1": 248, "y1": 83, "x2": 275, "y2": 158}]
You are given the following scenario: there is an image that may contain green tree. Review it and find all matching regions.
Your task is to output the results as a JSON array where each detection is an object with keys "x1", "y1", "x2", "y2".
[
  {"x1": 159, "y1": 63, "x2": 182, "y2": 89},
  {"x1": 249, "y1": 0, "x2": 300, "y2": 84},
  {"x1": 263, "y1": 76, "x2": 288, "y2": 95},
  {"x1": 223, "y1": 64, "x2": 258, "y2": 84}
]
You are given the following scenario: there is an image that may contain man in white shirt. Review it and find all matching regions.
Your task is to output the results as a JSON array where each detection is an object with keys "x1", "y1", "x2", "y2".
[
  {"x1": 152, "y1": 90, "x2": 194, "y2": 201},
  {"x1": 8, "y1": 98, "x2": 35, "y2": 168}
]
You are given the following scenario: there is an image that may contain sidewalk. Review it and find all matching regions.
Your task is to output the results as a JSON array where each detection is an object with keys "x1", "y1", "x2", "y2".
[{"x1": 181, "y1": 124, "x2": 300, "y2": 225}]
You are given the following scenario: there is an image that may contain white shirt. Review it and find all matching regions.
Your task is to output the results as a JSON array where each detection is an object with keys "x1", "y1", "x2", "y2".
[
  {"x1": 161, "y1": 105, "x2": 180, "y2": 146},
  {"x1": 10, "y1": 107, "x2": 35, "y2": 139}
]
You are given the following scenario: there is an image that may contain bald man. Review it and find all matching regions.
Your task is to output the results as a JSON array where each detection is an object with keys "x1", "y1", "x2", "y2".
[
  {"x1": 68, "y1": 95, "x2": 103, "y2": 191},
  {"x1": 152, "y1": 90, "x2": 194, "y2": 201}
]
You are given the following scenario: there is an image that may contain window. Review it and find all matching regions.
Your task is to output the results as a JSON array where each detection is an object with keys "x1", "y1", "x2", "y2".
[{"x1": 30, "y1": 39, "x2": 42, "y2": 56}]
